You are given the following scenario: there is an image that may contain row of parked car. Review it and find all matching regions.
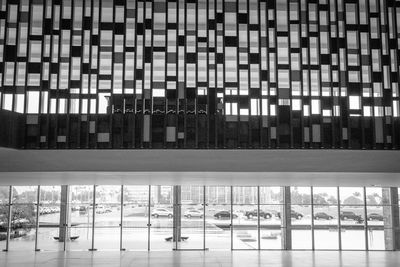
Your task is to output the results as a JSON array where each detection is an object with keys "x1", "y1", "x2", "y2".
[
  {"x1": 38, "y1": 206, "x2": 60, "y2": 215},
  {"x1": 150, "y1": 208, "x2": 384, "y2": 222}
]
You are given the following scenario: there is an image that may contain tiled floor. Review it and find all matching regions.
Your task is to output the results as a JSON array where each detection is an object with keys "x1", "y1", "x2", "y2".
[{"x1": 1, "y1": 251, "x2": 400, "y2": 267}]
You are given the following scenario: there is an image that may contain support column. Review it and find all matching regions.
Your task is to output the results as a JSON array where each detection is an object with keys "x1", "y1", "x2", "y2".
[
  {"x1": 58, "y1": 185, "x2": 69, "y2": 243},
  {"x1": 281, "y1": 186, "x2": 292, "y2": 250},
  {"x1": 383, "y1": 187, "x2": 400, "y2": 250},
  {"x1": 173, "y1": 185, "x2": 181, "y2": 246}
]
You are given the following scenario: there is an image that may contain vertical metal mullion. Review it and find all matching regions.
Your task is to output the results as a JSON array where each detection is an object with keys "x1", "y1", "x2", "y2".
[
  {"x1": 316, "y1": 1, "x2": 324, "y2": 148},
  {"x1": 4, "y1": 186, "x2": 13, "y2": 252},
  {"x1": 310, "y1": 186, "x2": 315, "y2": 250},
  {"x1": 203, "y1": 185, "x2": 206, "y2": 250},
  {"x1": 388, "y1": 1, "x2": 398, "y2": 148},
  {"x1": 266, "y1": 2, "x2": 271, "y2": 148},
  {"x1": 15, "y1": 2, "x2": 22, "y2": 115},
  {"x1": 89, "y1": 184, "x2": 96, "y2": 251},
  {"x1": 36, "y1": 0, "x2": 47, "y2": 148},
  {"x1": 93, "y1": 0, "x2": 101, "y2": 149},
  {"x1": 34, "y1": 185, "x2": 40, "y2": 251},
  {"x1": 195, "y1": 0, "x2": 199, "y2": 148},
  {"x1": 147, "y1": 185, "x2": 151, "y2": 251},
  {"x1": 363, "y1": 186, "x2": 369, "y2": 250},
  {"x1": 299, "y1": 0, "x2": 305, "y2": 148},
  {"x1": 245, "y1": 0, "x2": 250, "y2": 148},
  {"x1": 337, "y1": 186, "x2": 342, "y2": 250},
  {"x1": 287, "y1": 0, "x2": 294, "y2": 148},
  {"x1": 327, "y1": 0, "x2": 335, "y2": 148},
  {"x1": 120, "y1": 185, "x2": 124, "y2": 251},
  {"x1": 183, "y1": 0, "x2": 187, "y2": 148},
  {"x1": 148, "y1": 0, "x2": 154, "y2": 148},
  {"x1": 0, "y1": 2, "x2": 8, "y2": 111},
  {"x1": 230, "y1": 186, "x2": 233, "y2": 250},
  {"x1": 108, "y1": 1, "x2": 116, "y2": 148},
  {"x1": 131, "y1": 0, "x2": 138, "y2": 148},
  {"x1": 257, "y1": 186, "x2": 260, "y2": 250}
]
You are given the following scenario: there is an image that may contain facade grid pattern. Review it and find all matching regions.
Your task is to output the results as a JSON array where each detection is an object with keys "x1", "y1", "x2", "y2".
[{"x1": 0, "y1": 0, "x2": 399, "y2": 149}]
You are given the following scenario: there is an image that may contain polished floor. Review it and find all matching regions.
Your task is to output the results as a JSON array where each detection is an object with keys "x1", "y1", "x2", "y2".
[{"x1": 1, "y1": 251, "x2": 399, "y2": 267}]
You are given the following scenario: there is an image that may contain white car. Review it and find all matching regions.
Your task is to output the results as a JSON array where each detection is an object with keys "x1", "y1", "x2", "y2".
[
  {"x1": 151, "y1": 208, "x2": 173, "y2": 218},
  {"x1": 184, "y1": 210, "x2": 203, "y2": 218}
]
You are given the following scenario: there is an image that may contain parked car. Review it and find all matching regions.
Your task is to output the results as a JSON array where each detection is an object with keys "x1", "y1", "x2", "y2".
[
  {"x1": 151, "y1": 208, "x2": 173, "y2": 218},
  {"x1": 214, "y1": 210, "x2": 238, "y2": 219},
  {"x1": 277, "y1": 210, "x2": 303, "y2": 220},
  {"x1": 245, "y1": 210, "x2": 272, "y2": 219},
  {"x1": 314, "y1": 212, "x2": 333, "y2": 220},
  {"x1": 184, "y1": 210, "x2": 203, "y2": 218},
  {"x1": 340, "y1": 211, "x2": 363, "y2": 222},
  {"x1": 367, "y1": 213, "x2": 383, "y2": 221}
]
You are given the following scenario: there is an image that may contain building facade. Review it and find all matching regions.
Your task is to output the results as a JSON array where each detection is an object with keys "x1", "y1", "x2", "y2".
[{"x1": 0, "y1": 0, "x2": 399, "y2": 149}]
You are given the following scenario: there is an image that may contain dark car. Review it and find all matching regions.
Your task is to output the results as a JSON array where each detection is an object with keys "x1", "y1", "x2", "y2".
[
  {"x1": 245, "y1": 210, "x2": 272, "y2": 219},
  {"x1": 277, "y1": 210, "x2": 303, "y2": 220},
  {"x1": 314, "y1": 212, "x2": 333, "y2": 220},
  {"x1": 340, "y1": 211, "x2": 363, "y2": 222},
  {"x1": 214, "y1": 211, "x2": 238, "y2": 219},
  {"x1": 367, "y1": 213, "x2": 383, "y2": 221}
]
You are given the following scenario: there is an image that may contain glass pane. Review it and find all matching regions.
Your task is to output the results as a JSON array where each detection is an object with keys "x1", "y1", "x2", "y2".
[
  {"x1": 367, "y1": 226, "x2": 385, "y2": 250},
  {"x1": 37, "y1": 186, "x2": 62, "y2": 251},
  {"x1": 66, "y1": 186, "x2": 93, "y2": 251},
  {"x1": 122, "y1": 186, "x2": 149, "y2": 251},
  {"x1": 232, "y1": 187, "x2": 258, "y2": 249},
  {"x1": 260, "y1": 204, "x2": 283, "y2": 249},
  {"x1": 0, "y1": 201, "x2": 9, "y2": 250},
  {"x1": 313, "y1": 205, "x2": 339, "y2": 249},
  {"x1": 291, "y1": 187, "x2": 311, "y2": 205},
  {"x1": 94, "y1": 185, "x2": 121, "y2": 250},
  {"x1": 291, "y1": 204, "x2": 311, "y2": 249},
  {"x1": 9, "y1": 204, "x2": 37, "y2": 251},
  {"x1": 340, "y1": 187, "x2": 364, "y2": 205},
  {"x1": 313, "y1": 187, "x2": 338, "y2": 205},
  {"x1": 179, "y1": 186, "x2": 204, "y2": 249},
  {"x1": 8, "y1": 186, "x2": 37, "y2": 251},
  {"x1": 205, "y1": 186, "x2": 231, "y2": 250},
  {"x1": 149, "y1": 186, "x2": 173, "y2": 251}
]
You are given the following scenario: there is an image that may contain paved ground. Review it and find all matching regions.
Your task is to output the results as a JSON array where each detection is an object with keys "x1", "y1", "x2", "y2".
[{"x1": 1, "y1": 250, "x2": 400, "y2": 267}]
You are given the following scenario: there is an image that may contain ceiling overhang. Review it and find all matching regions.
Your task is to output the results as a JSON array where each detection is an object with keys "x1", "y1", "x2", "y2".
[{"x1": 0, "y1": 148, "x2": 399, "y2": 186}]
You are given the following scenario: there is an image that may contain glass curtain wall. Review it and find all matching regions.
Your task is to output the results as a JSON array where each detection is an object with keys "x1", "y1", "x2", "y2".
[{"x1": 0, "y1": 185, "x2": 397, "y2": 251}]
